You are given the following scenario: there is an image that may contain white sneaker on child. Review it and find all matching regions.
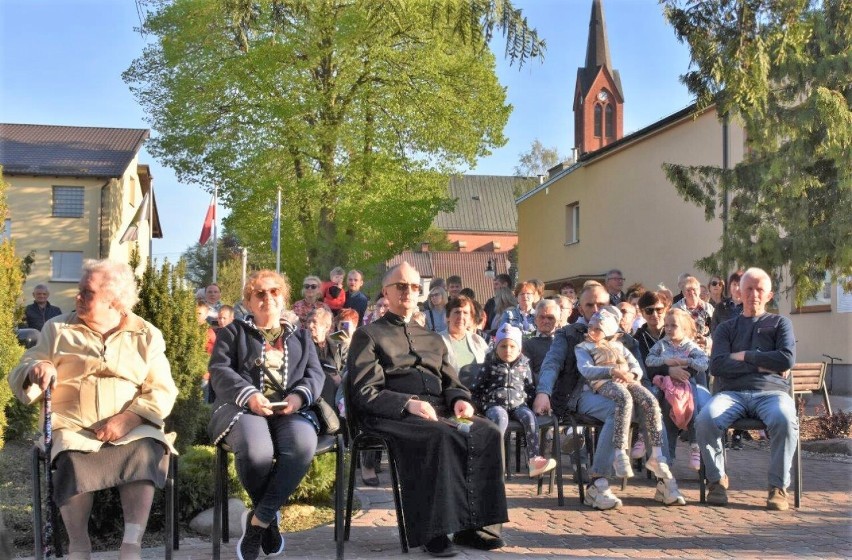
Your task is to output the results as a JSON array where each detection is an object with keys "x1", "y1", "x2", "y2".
[
  {"x1": 584, "y1": 478, "x2": 622, "y2": 510},
  {"x1": 645, "y1": 455, "x2": 673, "y2": 480},
  {"x1": 528, "y1": 456, "x2": 557, "y2": 478},
  {"x1": 655, "y1": 478, "x2": 687, "y2": 506},
  {"x1": 612, "y1": 449, "x2": 634, "y2": 478}
]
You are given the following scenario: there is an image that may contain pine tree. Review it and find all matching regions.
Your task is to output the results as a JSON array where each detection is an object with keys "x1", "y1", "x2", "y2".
[
  {"x1": 0, "y1": 166, "x2": 24, "y2": 447},
  {"x1": 661, "y1": 0, "x2": 851, "y2": 304},
  {"x1": 135, "y1": 258, "x2": 209, "y2": 452}
]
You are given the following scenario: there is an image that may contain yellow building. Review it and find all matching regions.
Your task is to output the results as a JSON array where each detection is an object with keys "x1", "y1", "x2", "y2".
[
  {"x1": 518, "y1": 0, "x2": 850, "y2": 377},
  {"x1": 1, "y1": 123, "x2": 162, "y2": 311}
]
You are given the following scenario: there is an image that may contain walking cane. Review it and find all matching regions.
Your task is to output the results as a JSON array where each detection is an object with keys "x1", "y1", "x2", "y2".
[{"x1": 41, "y1": 385, "x2": 54, "y2": 560}]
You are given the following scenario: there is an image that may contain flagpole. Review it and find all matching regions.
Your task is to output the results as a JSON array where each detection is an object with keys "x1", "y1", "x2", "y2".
[
  {"x1": 147, "y1": 182, "x2": 154, "y2": 266},
  {"x1": 212, "y1": 183, "x2": 218, "y2": 283},
  {"x1": 275, "y1": 187, "x2": 281, "y2": 274}
]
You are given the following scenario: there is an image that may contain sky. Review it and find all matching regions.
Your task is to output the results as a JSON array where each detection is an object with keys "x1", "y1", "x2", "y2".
[{"x1": 0, "y1": 0, "x2": 694, "y2": 262}]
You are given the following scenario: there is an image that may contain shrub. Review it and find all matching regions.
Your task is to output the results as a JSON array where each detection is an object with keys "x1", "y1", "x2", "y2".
[
  {"x1": 177, "y1": 445, "x2": 248, "y2": 519},
  {"x1": 291, "y1": 452, "x2": 337, "y2": 504},
  {"x1": 803, "y1": 410, "x2": 852, "y2": 441}
]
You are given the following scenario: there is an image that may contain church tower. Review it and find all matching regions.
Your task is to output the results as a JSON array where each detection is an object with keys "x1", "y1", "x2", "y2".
[{"x1": 573, "y1": 0, "x2": 624, "y2": 156}]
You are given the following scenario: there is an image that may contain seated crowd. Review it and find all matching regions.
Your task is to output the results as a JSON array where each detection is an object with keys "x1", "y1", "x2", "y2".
[{"x1": 11, "y1": 261, "x2": 798, "y2": 559}]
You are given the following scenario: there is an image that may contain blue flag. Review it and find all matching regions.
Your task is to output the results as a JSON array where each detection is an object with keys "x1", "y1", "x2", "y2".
[{"x1": 271, "y1": 197, "x2": 280, "y2": 252}]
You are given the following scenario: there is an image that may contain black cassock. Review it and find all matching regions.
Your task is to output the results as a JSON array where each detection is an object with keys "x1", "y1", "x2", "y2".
[{"x1": 347, "y1": 312, "x2": 508, "y2": 548}]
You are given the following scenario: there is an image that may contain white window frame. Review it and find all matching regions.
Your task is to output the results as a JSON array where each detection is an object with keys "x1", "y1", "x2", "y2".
[
  {"x1": 565, "y1": 202, "x2": 580, "y2": 245},
  {"x1": 51, "y1": 251, "x2": 84, "y2": 282},
  {"x1": 52, "y1": 186, "x2": 85, "y2": 218}
]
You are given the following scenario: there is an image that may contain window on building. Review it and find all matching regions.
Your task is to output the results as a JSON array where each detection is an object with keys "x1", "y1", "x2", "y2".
[
  {"x1": 593, "y1": 105, "x2": 602, "y2": 137},
  {"x1": 52, "y1": 186, "x2": 85, "y2": 218},
  {"x1": 565, "y1": 202, "x2": 580, "y2": 244},
  {"x1": 51, "y1": 251, "x2": 84, "y2": 282},
  {"x1": 793, "y1": 271, "x2": 832, "y2": 313},
  {"x1": 605, "y1": 104, "x2": 615, "y2": 138}
]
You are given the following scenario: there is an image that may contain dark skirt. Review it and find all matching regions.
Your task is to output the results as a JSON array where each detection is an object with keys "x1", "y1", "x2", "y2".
[
  {"x1": 52, "y1": 438, "x2": 169, "y2": 507},
  {"x1": 360, "y1": 414, "x2": 508, "y2": 548}
]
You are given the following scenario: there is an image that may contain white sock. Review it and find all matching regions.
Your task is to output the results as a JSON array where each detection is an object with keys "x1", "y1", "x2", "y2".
[{"x1": 122, "y1": 523, "x2": 143, "y2": 546}]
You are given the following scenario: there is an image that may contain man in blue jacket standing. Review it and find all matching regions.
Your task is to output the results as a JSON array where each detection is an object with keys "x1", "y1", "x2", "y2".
[{"x1": 696, "y1": 267, "x2": 797, "y2": 511}]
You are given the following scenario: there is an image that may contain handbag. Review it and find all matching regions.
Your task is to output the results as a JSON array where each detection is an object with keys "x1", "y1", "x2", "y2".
[{"x1": 305, "y1": 397, "x2": 341, "y2": 436}]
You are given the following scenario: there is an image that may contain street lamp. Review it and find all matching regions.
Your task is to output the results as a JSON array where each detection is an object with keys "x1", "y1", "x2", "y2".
[{"x1": 484, "y1": 258, "x2": 495, "y2": 279}]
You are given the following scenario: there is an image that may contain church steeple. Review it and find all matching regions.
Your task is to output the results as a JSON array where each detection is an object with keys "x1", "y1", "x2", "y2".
[{"x1": 573, "y1": 0, "x2": 624, "y2": 156}]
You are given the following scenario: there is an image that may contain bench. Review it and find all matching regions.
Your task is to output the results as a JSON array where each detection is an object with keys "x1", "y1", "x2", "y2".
[{"x1": 791, "y1": 362, "x2": 831, "y2": 416}]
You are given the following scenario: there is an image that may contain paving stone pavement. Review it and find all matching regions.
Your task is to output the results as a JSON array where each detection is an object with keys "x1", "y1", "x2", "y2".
[{"x1": 19, "y1": 439, "x2": 852, "y2": 559}]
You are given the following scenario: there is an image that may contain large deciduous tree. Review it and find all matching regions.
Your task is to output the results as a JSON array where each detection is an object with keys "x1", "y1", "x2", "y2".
[
  {"x1": 661, "y1": 0, "x2": 851, "y2": 304},
  {"x1": 126, "y1": 0, "x2": 542, "y2": 282}
]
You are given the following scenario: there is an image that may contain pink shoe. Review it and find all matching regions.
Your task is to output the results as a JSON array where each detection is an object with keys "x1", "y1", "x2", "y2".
[
  {"x1": 689, "y1": 446, "x2": 701, "y2": 470},
  {"x1": 630, "y1": 439, "x2": 646, "y2": 460}
]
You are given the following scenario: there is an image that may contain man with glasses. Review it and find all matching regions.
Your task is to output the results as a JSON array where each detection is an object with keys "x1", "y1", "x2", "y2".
[
  {"x1": 347, "y1": 262, "x2": 508, "y2": 556},
  {"x1": 605, "y1": 269, "x2": 626, "y2": 305},
  {"x1": 522, "y1": 299, "x2": 561, "y2": 382},
  {"x1": 533, "y1": 283, "x2": 667, "y2": 510}
]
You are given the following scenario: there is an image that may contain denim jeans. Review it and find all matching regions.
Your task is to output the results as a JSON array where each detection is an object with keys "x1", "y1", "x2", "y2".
[
  {"x1": 578, "y1": 390, "x2": 673, "y2": 479},
  {"x1": 695, "y1": 390, "x2": 798, "y2": 489},
  {"x1": 225, "y1": 412, "x2": 318, "y2": 525}
]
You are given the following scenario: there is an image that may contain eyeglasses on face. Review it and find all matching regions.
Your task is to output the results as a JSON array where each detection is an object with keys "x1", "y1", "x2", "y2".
[
  {"x1": 254, "y1": 287, "x2": 282, "y2": 299},
  {"x1": 429, "y1": 293, "x2": 442, "y2": 298},
  {"x1": 643, "y1": 306, "x2": 666, "y2": 315},
  {"x1": 303, "y1": 284, "x2": 319, "y2": 289},
  {"x1": 539, "y1": 315, "x2": 558, "y2": 321},
  {"x1": 608, "y1": 276, "x2": 624, "y2": 281},
  {"x1": 710, "y1": 280, "x2": 722, "y2": 286},
  {"x1": 386, "y1": 282, "x2": 421, "y2": 293}
]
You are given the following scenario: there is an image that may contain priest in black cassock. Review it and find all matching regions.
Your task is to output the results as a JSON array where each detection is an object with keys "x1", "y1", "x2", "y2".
[{"x1": 347, "y1": 261, "x2": 508, "y2": 557}]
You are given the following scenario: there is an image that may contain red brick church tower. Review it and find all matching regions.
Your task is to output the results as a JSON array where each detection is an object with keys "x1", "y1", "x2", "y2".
[{"x1": 573, "y1": 0, "x2": 624, "y2": 156}]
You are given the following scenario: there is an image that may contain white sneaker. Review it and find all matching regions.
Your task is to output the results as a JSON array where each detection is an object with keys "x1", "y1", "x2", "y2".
[
  {"x1": 528, "y1": 456, "x2": 557, "y2": 478},
  {"x1": 645, "y1": 455, "x2": 672, "y2": 480},
  {"x1": 655, "y1": 478, "x2": 687, "y2": 506},
  {"x1": 584, "y1": 479, "x2": 623, "y2": 510},
  {"x1": 612, "y1": 449, "x2": 634, "y2": 478}
]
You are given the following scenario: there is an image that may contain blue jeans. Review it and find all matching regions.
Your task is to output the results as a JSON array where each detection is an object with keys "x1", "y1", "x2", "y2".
[
  {"x1": 695, "y1": 390, "x2": 798, "y2": 489},
  {"x1": 225, "y1": 412, "x2": 318, "y2": 525},
  {"x1": 485, "y1": 404, "x2": 540, "y2": 460},
  {"x1": 578, "y1": 390, "x2": 672, "y2": 479}
]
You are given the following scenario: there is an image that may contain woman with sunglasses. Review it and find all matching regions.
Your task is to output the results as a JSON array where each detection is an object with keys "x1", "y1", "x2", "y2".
[
  {"x1": 208, "y1": 270, "x2": 325, "y2": 560},
  {"x1": 292, "y1": 275, "x2": 326, "y2": 327},
  {"x1": 706, "y1": 276, "x2": 725, "y2": 308},
  {"x1": 425, "y1": 286, "x2": 449, "y2": 332}
]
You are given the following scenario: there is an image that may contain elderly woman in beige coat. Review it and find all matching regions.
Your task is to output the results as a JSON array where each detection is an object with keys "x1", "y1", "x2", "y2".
[{"x1": 9, "y1": 259, "x2": 178, "y2": 560}]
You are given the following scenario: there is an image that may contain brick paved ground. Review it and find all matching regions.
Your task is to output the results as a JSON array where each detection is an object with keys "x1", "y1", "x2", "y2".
[{"x1": 31, "y1": 438, "x2": 850, "y2": 560}]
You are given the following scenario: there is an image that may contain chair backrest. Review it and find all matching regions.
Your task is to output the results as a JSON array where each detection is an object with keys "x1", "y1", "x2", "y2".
[{"x1": 790, "y1": 362, "x2": 826, "y2": 394}]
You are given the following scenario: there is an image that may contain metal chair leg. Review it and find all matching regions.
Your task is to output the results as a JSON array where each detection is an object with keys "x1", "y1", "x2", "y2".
[{"x1": 334, "y1": 434, "x2": 345, "y2": 560}]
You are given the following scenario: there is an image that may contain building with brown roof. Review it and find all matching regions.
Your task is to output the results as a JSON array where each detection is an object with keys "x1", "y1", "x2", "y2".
[{"x1": 0, "y1": 123, "x2": 162, "y2": 311}]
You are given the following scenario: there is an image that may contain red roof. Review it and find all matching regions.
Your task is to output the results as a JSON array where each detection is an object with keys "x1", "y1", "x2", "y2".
[{"x1": 387, "y1": 250, "x2": 511, "y2": 303}]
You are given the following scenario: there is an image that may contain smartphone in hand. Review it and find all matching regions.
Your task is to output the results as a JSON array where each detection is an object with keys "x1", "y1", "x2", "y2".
[{"x1": 268, "y1": 401, "x2": 289, "y2": 412}]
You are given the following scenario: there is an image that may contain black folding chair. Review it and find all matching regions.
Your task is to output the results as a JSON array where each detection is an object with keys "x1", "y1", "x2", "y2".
[
  {"x1": 503, "y1": 415, "x2": 564, "y2": 505},
  {"x1": 212, "y1": 433, "x2": 345, "y2": 560}
]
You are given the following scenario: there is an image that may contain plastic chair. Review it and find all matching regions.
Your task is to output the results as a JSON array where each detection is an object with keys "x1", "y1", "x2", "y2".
[{"x1": 212, "y1": 434, "x2": 345, "y2": 560}]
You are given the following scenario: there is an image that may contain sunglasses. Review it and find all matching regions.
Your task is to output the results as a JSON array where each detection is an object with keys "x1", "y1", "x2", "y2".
[
  {"x1": 429, "y1": 293, "x2": 442, "y2": 298},
  {"x1": 386, "y1": 282, "x2": 421, "y2": 293},
  {"x1": 710, "y1": 280, "x2": 722, "y2": 286},
  {"x1": 643, "y1": 306, "x2": 666, "y2": 315},
  {"x1": 303, "y1": 284, "x2": 319, "y2": 289},
  {"x1": 254, "y1": 287, "x2": 282, "y2": 299}
]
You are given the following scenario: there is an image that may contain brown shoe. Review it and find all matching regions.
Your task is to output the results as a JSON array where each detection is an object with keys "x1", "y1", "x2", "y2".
[
  {"x1": 706, "y1": 476, "x2": 729, "y2": 506},
  {"x1": 767, "y1": 487, "x2": 789, "y2": 511}
]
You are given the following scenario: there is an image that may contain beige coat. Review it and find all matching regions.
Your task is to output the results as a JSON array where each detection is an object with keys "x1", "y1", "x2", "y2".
[{"x1": 9, "y1": 312, "x2": 178, "y2": 461}]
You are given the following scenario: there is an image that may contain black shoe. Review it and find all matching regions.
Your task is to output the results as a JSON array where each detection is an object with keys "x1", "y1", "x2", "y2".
[
  {"x1": 261, "y1": 511, "x2": 285, "y2": 557},
  {"x1": 731, "y1": 432, "x2": 744, "y2": 450},
  {"x1": 237, "y1": 510, "x2": 264, "y2": 560},
  {"x1": 361, "y1": 475, "x2": 380, "y2": 487},
  {"x1": 422, "y1": 534, "x2": 458, "y2": 557},
  {"x1": 452, "y1": 528, "x2": 506, "y2": 551}
]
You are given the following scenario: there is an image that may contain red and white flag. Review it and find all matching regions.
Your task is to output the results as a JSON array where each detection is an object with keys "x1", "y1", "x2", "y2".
[{"x1": 199, "y1": 195, "x2": 215, "y2": 245}]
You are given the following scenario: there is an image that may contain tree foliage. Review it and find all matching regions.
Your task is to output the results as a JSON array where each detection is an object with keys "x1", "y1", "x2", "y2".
[
  {"x1": 182, "y1": 232, "x2": 241, "y2": 288},
  {"x1": 134, "y1": 257, "x2": 209, "y2": 452},
  {"x1": 126, "y1": 0, "x2": 541, "y2": 283},
  {"x1": 513, "y1": 138, "x2": 564, "y2": 197},
  {"x1": 0, "y1": 166, "x2": 24, "y2": 447},
  {"x1": 661, "y1": 0, "x2": 851, "y2": 304}
]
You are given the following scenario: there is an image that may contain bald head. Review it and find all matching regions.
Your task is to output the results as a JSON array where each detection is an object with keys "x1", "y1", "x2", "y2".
[{"x1": 382, "y1": 262, "x2": 422, "y2": 317}]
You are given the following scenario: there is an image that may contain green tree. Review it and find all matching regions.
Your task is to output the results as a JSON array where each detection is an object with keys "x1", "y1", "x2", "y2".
[
  {"x1": 0, "y1": 166, "x2": 25, "y2": 447},
  {"x1": 661, "y1": 0, "x2": 851, "y2": 303},
  {"x1": 125, "y1": 0, "x2": 539, "y2": 284},
  {"x1": 182, "y1": 232, "x2": 241, "y2": 288},
  {"x1": 135, "y1": 258, "x2": 209, "y2": 452},
  {"x1": 513, "y1": 138, "x2": 564, "y2": 197}
]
